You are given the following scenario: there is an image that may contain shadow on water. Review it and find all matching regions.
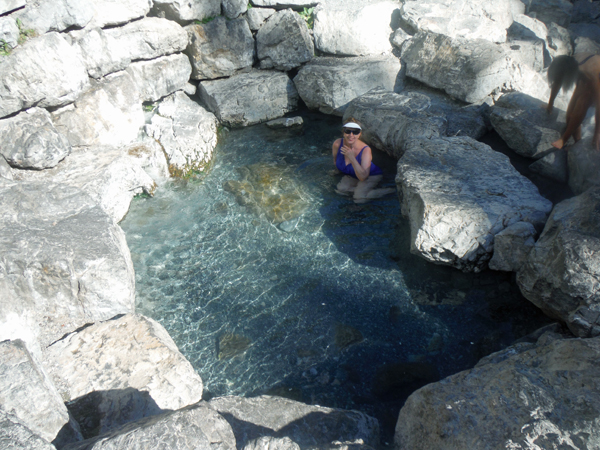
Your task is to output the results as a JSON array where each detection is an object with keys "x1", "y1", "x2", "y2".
[{"x1": 121, "y1": 110, "x2": 554, "y2": 446}]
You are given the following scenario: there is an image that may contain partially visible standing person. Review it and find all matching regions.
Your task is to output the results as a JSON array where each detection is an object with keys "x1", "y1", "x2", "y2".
[
  {"x1": 546, "y1": 53, "x2": 600, "y2": 150},
  {"x1": 332, "y1": 118, "x2": 395, "y2": 203}
]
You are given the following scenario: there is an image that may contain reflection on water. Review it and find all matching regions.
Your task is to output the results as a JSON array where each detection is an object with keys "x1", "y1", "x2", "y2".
[{"x1": 121, "y1": 112, "x2": 551, "y2": 439}]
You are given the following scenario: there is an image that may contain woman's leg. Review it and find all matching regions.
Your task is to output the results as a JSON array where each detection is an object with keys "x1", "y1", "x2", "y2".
[
  {"x1": 336, "y1": 175, "x2": 358, "y2": 195},
  {"x1": 552, "y1": 83, "x2": 593, "y2": 148},
  {"x1": 353, "y1": 175, "x2": 396, "y2": 203}
]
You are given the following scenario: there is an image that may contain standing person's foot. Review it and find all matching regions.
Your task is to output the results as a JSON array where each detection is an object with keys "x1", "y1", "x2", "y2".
[{"x1": 551, "y1": 138, "x2": 564, "y2": 149}]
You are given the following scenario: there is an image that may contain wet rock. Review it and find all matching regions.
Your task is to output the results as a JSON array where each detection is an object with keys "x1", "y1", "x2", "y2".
[
  {"x1": 528, "y1": 0, "x2": 573, "y2": 28},
  {"x1": 51, "y1": 71, "x2": 143, "y2": 149},
  {"x1": 334, "y1": 323, "x2": 363, "y2": 350},
  {"x1": 44, "y1": 314, "x2": 204, "y2": 409},
  {"x1": 490, "y1": 92, "x2": 566, "y2": 159},
  {"x1": 0, "y1": 339, "x2": 81, "y2": 444},
  {"x1": 489, "y1": 221, "x2": 537, "y2": 272},
  {"x1": 145, "y1": 91, "x2": 218, "y2": 178},
  {"x1": 293, "y1": 56, "x2": 401, "y2": 116},
  {"x1": 0, "y1": 32, "x2": 89, "y2": 119},
  {"x1": 245, "y1": 7, "x2": 276, "y2": 31},
  {"x1": 568, "y1": 135, "x2": 600, "y2": 194},
  {"x1": 0, "y1": 107, "x2": 71, "y2": 170},
  {"x1": 394, "y1": 329, "x2": 600, "y2": 449},
  {"x1": 265, "y1": 116, "x2": 303, "y2": 129},
  {"x1": 529, "y1": 149, "x2": 568, "y2": 183},
  {"x1": 372, "y1": 362, "x2": 438, "y2": 399},
  {"x1": 0, "y1": 409, "x2": 56, "y2": 450},
  {"x1": 0, "y1": 182, "x2": 135, "y2": 354},
  {"x1": 257, "y1": 9, "x2": 313, "y2": 71},
  {"x1": 185, "y1": 17, "x2": 254, "y2": 80},
  {"x1": 399, "y1": 0, "x2": 513, "y2": 44},
  {"x1": 313, "y1": 1, "x2": 397, "y2": 56},
  {"x1": 62, "y1": 402, "x2": 236, "y2": 450},
  {"x1": 517, "y1": 187, "x2": 600, "y2": 338},
  {"x1": 396, "y1": 136, "x2": 553, "y2": 271},
  {"x1": 223, "y1": 162, "x2": 309, "y2": 224},
  {"x1": 244, "y1": 436, "x2": 300, "y2": 450},
  {"x1": 218, "y1": 333, "x2": 252, "y2": 360},
  {"x1": 13, "y1": 0, "x2": 93, "y2": 35},
  {"x1": 150, "y1": 0, "x2": 221, "y2": 24},
  {"x1": 126, "y1": 53, "x2": 192, "y2": 103},
  {"x1": 208, "y1": 395, "x2": 380, "y2": 449},
  {"x1": 198, "y1": 70, "x2": 299, "y2": 127}
]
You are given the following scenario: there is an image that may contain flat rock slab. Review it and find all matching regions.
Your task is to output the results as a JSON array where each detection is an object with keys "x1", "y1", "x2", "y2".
[
  {"x1": 342, "y1": 86, "x2": 487, "y2": 158},
  {"x1": 198, "y1": 70, "x2": 299, "y2": 127},
  {"x1": 87, "y1": 0, "x2": 151, "y2": 29},
  {"x1": 490, "y1": 92, "x2": 566, "y2": 159},
  {"x1": 0, "y1": 410, "x2": 57, "y2": 450},
  {"x1": 396, "y1": 136, "x2": 553, "y2": 272},
  {"x1": 517, "y1": 187, "x2": 600, "y2": 338},
  {"x1": 293, "y1": 55, "x2": 401, "y2": 116},
  {"x1": 150, "y1": 0, "x2": 221, "y2": 24},
  {"x1": 13, "y1": 0, "x2": 93, "y2": 35},
  {"x1": 209, "y1": 395, "x2": 380, "y2": 450},
  {"x1": 395, "y1": 329, "x2": 600, "y2": 449},
  {"x1": 44, "y1": 314, "x2": 204, "y2": 410},
  {"x1": 0, "y1": 182, "x2": 135, "y2": 353}
]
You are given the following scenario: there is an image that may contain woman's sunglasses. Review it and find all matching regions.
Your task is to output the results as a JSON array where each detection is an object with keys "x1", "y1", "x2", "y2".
[{"x1": 343, "y1": 128, "x2": 360, "y2": 135}]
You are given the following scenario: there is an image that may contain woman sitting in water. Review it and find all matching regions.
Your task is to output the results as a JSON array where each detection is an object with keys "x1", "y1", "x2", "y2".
[{"x1": 332, "y1": 118, "x2": 395, "y2": 202}]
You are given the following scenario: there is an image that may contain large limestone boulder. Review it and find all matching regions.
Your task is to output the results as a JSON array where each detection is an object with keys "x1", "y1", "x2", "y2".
[
  {"x1": 0, "y1": 155, "x2": 13, "y2": 180},
  {"x1": 185, "y1": 17, "x2": 254, "y2": 80},
  {"x1": 517, "y1": 187, "x2": 600, "y2": 338},
  {"x1": 0, "y1": 410, "x2": 57, "y2": 450},
  {"x1": 256, "y1": 8, "x2": 313, "y2": 71},
  {"x1": 245, "y1": 7, "x2": 276, "y2": 30},
  {"x1": 568, "y1": 135, "x2": 600, "y2": 195},
  {"x1": 198, "y1": 70, "x2": 299, "y2": 127},
  {"x1": 44, "y1": 314, "x2": 204, "y2": 409},
  {"x1": 490, "y1": 92, "x2": 566, "y2": 159},
  {"x1": 209, "y1": 395, "x2": 380, "y2": 449},
  {"x1": 222, "y1": 0, "x2": 247, "y2": 18},
  {"x1": 13, "y1": 0, "x2": 94, "y2": 35},
  {"x1": 72, "y1": 17, "x2": 188, "y2": 79},
  {"x1": 342, "y1": 87, "x2": 488, "y2": 158},
  {"x1": 251, "y1": 0, "x2": 316, "y2": 6},
  {"x1": 61, "y1": 402, "x2": 235, "y2": 450},
  {"x1": 293, "y1": 55, "x2": 401, "y2": 116},
  {"x1": 87, "y1": 0, "x2": 152, "y2": 29},
  {"x1": 529, "y1": 149, "x2": 568, "y2": 184},
  {"x1": 313, "y1": 1, "x2": 398, "y2": 56},
  {"x1": 396, "y1": 136, "x2": 553, "y2": 271},
  {"x1": 145, "y1": 91, "x2": 218, "y2": 178},
  {"x1": 394, "y1": 328, "x2": 600, "y2": 449},
  {"x1": 0, "y1": 16, "x2": 19, "y2": 49},
  {"x1": 0, "y1": 182, "x2": 135, "y2": 355},
  {"x1": 0, "y1": 0, "x2": 25, "y2": 15},
  {"x1": 0, "y1": 339, "x2": 80, "y2": 444},
  {"x1": 125, "y1": 53, "x2": 192, "y2": 102},
  {"x1": 0, "y1": 32, "x2": 89, "y2": 119},
  {"x1": 488, "y1": 221, "x2": 537, "y2": 272},
  {"x1": 50, "y1": 71, "x2": 144, "y2": 148},
  {"x1": 150, "y1": 0, "x2": 221, "y2": 24},
  {"x1": 0, "y1": 107, "x2": 71, "y2": 170},
  {"x1": 399, "y1": 0, "x2": 514, "y2": 44}
]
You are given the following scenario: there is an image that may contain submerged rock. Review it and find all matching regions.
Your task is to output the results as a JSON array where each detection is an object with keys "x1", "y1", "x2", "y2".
[
  {"x1": 334, "y1": 323, "x2": 363, "y2": 350},
  {"x1": 218, "y1": 333, "x2": 252, "y2": 360}
]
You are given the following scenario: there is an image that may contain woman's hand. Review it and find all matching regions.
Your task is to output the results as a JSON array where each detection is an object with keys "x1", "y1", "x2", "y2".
[{"x1": 340, "y1": 144, "x2": 355, "y2": 160}]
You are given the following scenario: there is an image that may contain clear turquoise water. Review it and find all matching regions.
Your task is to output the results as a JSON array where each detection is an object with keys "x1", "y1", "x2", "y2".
[{"x1": 121, "y1": 112, "x2": 551, "y2": 438}]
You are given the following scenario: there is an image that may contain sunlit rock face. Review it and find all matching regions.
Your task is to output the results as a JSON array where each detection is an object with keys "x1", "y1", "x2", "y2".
[{"x1": 223, "y1": 163, "x2": 310, "y2": 224}]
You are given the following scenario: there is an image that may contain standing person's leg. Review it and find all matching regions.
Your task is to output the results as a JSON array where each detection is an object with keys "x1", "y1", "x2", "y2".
[{"x1": 552, "y1": 84, "x2": 593, "y2": 148}]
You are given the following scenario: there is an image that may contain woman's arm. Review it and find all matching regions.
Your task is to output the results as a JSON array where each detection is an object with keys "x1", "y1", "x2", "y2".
[
  {"x1": 343, "y1": 145, "x2": 372, "y2": 181},
  {"x1": 332, "y1": 138, "x2": 341, "y2": 164}
]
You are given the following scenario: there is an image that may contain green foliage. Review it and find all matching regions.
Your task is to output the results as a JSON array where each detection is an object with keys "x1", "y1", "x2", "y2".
[
  {"x1": 0, "y1": 40, "x2": 10, "y2": 57},
  {"x1": 194, "y1": 16, "x2": 216, "y2": 25},
  {"x1": 1, "y1": 18, "x2": 36, "y2": 56},
  {"x1": 298, "y1": 7, "x2": 315, "y2": 29},
  {"x1": 247, "y1": 2, "x2": 253, "y2": 9}
]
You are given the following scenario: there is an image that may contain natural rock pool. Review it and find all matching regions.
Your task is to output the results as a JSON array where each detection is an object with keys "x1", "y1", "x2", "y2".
[{"x1": 121, "y1": 111, "x2": 552, "y2": 440}]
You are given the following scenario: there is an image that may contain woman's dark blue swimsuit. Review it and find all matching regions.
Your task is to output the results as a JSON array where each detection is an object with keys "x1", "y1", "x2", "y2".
[{"x1": 336, "y1": 139, "x2": 383, "y2": 179}]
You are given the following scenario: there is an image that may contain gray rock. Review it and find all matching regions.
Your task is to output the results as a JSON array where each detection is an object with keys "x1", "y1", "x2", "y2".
[
  {"x1": 51, "y1": 71, "x2": 144, "y2": 149},
  {"x1": 44, "y1": 314, "x2": 204, "y2": 409},
  {"x1": 293, "y1": 55, "x2": 401, "y2": 116},
  {"x1": 0, "y1": 0, "x2": 25, "y2": 15},
  {"x1": 13, "y1": 0, "x2": 94, "y2": 35},
  {"x1": 508, "y1": 13, "x2": 548, "y2": 42},
  {"x1": 0, "y1": 155, "x2": 13, "y2": 180},
  {"x1": 502, "y1": 38, "x2": 545, "y2": 72},
  {"x1": 72, "y1": 17, "x2": 188, "y2": 79},
  {"x1": 198, "y1": 70, "x2": 299, "y2": 127},
  {"x1": 313, "y1": 1, "x2": 397, "y2": 56},
  {"x1": 517, "y1": 187, "x2": 600, "y2": 337},
  {"x1": 569, "y1": 22, "x2": 600, "y2": 44},
  {"x1": 488, "y1": 221, "x2": 537, "y2": 272},
  {"x1": 490, "y1": 92, "x2": 565, "y2": 159},
  {"x1": 546, "y1": 22, "x2": 573, "y2": 59},
  {"x1": 571, "y1": 0, "x2": 600, "y2": 24},
  {"x1": 62, "y1": 402, "x2": 235, "y2": 450},
  {"x1": 0, "y1": 410, "x2": 56, "y2": 450},
  {"x1": 568, "y1": 136, "x2": 600, "y2": 195},
  {"x1": 209, "y1": 395, "x2": 380, "y2": 449},
  {"x1": 399, "y1": 0, "x2": 514, "y2": 44},
  {"x1": 0, "y1": 182, "x2": 135, "y2": 354},
  {"x1": 185, "y1": 17, "x2": 254, "y2": 80},
  {"x1": 528, "y1": 0, "x2": 573, "y2": 28},
  {"x1": 87, "y1": 0, "x2": 151, "y2": 29},
  {"x1": 145, "y1": 91, "x2": 218, "y2": 178},
  {"x1": 529, "y1": 148, "x2": 568, "y2": 183},
  {"x1": 574, "y1": 35, "x2": 600, "y2": 54},
  {"x1": 265, "y1": 116, "x2": 303, "y2": 129},
  {"x1": 245, "y1": 7, "x2": 276, "y2": 30},
  {"x1": 0, "y1": 107, "x2": 71, "y2": 170},
  {"x1": 126, "y1": 53, "x2": 192, "y2": 102},
  {"x1": 390, "y1": 27, "x2": 411, "y2": 50},
  {"x1": 244, "y1": 436, "x2": 300, "y2": 450},
  {"x1": 0, "y1": 32, "x2": 89, "y2": 119},
  {"x1": 0, "y1": 16, "x2": 19, "y2": 49},
  {"x1": 251, "y1": 0, "x2": 316, "y2": 7},
  {"x1": 222, "y1": 0, "x2": 247, "y2": 19},
  {"x1": 257, "y1": 9, "x2": 313, "y2": 71},
  {"x1": 342, "y1": 86, "x2": 488, "y2": 158},
  {"x1": 150, "y1": 0, "x2": 220, "y2": 24},
  {"x1": 394, "y1": 330, "x2": 600, "y2": 449},
  {"x1": 0, "y1": 339, "x2": 79, "y2": 443},
  {"x1": 396, "y1": 136, "x2": 553, "y2": 271}
]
